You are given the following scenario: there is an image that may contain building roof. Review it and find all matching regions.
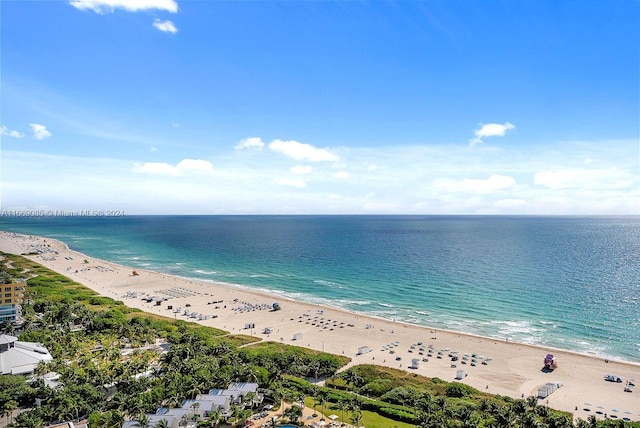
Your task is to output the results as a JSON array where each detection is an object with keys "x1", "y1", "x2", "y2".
[
  {"x1": 0, "y1": 334, "x2": 18, "y2": 346},
  {"x1": 121, "y1": 415, "x2": 175, "y2": 428},
  {"x1": 0, "y1": 339, "x2": 53, "y2": 375},
  {"x1": 195, "y1": 394, "x2": 231, "y2": 406},
  {"x1": 227, "y1": 382, "x2": 259, "y2": 393}
]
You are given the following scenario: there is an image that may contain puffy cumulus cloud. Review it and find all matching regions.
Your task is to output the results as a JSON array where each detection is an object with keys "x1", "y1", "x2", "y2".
[
  {"x1": 68, "y1": 0, "x2": 178, "y2": 14},
  {"x1": 470, "y1": 122, "x2": 515, "y2": 146},
  {"x1": 153, "y1": 19, "x2": 178, "y2": 34},
  {"x1": 29, "y1": 123, "x2": 52, "y2": 140},
  {"x1": 269, "y1": 139, "x2": 339, "y2": 162},
  {"x1": 276, "y1": 178, "x2": 307, "y2": 188},
  {"x1": 133, "y1": 158, "x2": 213, "y2": 176},
  {"x1": 1, "y1": 126, "x2": 24, "y2": 138},
  {"x1": 176, "y1": 159, "x2": 213, "y2": 173},
  {"x1": 235, "y1": 137, "x2": 265, "y2": 151},
  {"x1": 133, "y1": 162, "x2": 179, "y2": 176},
  {"x1": 291, "y1": 165, "x2": 312, "y2": 175},
  {"x1": 333, "y1": 171, "x2": 350, "y2": 179}
]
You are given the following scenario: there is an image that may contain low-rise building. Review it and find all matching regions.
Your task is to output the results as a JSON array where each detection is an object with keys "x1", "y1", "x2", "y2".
[
  {"x1": 0, "y1": 282, "x2": 25, "y2": 324},
  {"x1": 0, "y1": 334, "x2": 53, "y2": 375}
]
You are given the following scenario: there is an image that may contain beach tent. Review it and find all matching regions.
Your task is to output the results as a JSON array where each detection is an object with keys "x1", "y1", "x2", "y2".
[
  {"x1": 455, "y1": 370, "x2": 467, "y2": 380},
  {"x1": 410, "y1": 358, "x2": 420, "y2": 369},
  {"x1": 292, "y1": 333, "x2": 303, "y2": 341}
]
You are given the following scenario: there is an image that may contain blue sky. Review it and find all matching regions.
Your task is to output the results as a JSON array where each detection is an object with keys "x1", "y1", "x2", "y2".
[{"x1": 1, "y1": 0, "x2": 638, "y2": 215}]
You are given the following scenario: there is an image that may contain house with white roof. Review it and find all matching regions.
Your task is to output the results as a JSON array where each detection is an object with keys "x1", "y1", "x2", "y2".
[
  {"x1": 120, "y1": 383, "x2": 264, "y2": 428},
  {"x1": 0, "y1": 334, "x2": 53, "y2": 375},
  {"x1": 121, "y1": 414, "x2": 179, "y2": 428}
]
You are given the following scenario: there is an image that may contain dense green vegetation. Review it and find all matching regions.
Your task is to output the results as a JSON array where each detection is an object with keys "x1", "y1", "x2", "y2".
[{"x1": 0, "y1": 252, "x2": 638, "y2": 428}]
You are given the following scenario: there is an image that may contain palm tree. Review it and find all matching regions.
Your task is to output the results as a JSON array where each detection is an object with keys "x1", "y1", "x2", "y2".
[
  {"x1": 132, "y1": 413, "x2": 150, "y2": 428},
  {"x1": 2, "y1": 399, "x2": 18, "y2": 425},
  {"x1": 349, "y1": 409, "x2": 363, "y2": 427},
  {"x1": 14, "y1": 411, "x2": 44, "y2": 428},
  {"x1": 283, "y1": 404, "x2": 302, "y2": 425},
  {"x1": 337, "y1": 398, "x2": 347, "y2": 424},
  {"x1": 102, "y1": 410, "x2": 124, "y2": 428},
  {"x1": 191, "y1": 401, "x2": 201, "y2": 422},
  {"x1": 156, "y1": 418, "x2": 170, "y2": 428},
  {"x1": 318, "y1": 390, "x2": 328, "y2": 417},
  {"x1": 208, "y1": 408, "x2": 223, "y2": 428}
]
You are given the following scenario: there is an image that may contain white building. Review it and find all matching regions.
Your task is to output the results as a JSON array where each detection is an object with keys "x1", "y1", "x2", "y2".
[{"x1": 0, "y1": 334, "x2": 53, "y2": 375}]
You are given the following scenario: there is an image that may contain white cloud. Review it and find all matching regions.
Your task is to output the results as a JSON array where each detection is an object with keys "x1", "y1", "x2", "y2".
[
  {"x1": 534, "y1": 168, "x2": 632, "y2": 190},
  {"x1": 333, "y1": 171, "x2": 350, "y2": 179},
  {"x1": 133, "y1": 158, "x2": 213, "y2": 176},
  {"x1": 534, "y1": 170, "x2": 578, "y2": 190},
  {"x1": 460, "y1": 175, "x2": 516, "y2": 193},
  {"x1": 276, "y1": 178, "x2": 307, "y2": 188},
  {"x1": 29, "y1": 123, "x2": 52, "y2": 140},
  {"x1": 1, "y1": 126, "x2": 24, "y2": 138},
  {"x1": 470, "y1": 122, "x2": 515, "y2": 146},
  {"x1": 177, "y1": 159, "x2": 213, "y2": 173},
  {"x1": 153, "y1": 19, "x2": 178, "y2": 34},
  {"x1": 494, "y1": 198, "x2": 528, "y2": 209},
  {"x1": 269, "y1": 139, "x2": 339, "y2": 162},
  {"x1": 3, "y1": 137, "x2": 637, "y2": 215},
  {"x1": 133, "y1": 162, "x2": 179, "y2": 176},
  {"x1": 291, "y1": 165, "x2": 312, "y2": 175},
  {"x1": 235, "y1": 137, "x2": 265, "y2": 151},
  {"x1": 68, "y1": 0, "x2": 178, "y2": 14},
  {"x1": 436, "y1": 175, "x2": 517, "y2": 194}
]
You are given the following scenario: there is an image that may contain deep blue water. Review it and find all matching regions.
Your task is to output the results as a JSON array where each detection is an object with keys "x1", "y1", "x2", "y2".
[{"x1": 1, "y1": 215, "x2": 639, "y2": 361}]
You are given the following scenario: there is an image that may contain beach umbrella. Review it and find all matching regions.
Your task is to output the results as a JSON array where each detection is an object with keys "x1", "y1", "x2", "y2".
[{"x1": 611, "y1": 408, "x2": 619, "y2": 412}]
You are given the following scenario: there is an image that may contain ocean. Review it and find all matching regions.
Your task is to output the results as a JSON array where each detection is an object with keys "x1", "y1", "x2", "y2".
[{"x1": 1, "y1": 215, "x2": 638, "y2": 362}]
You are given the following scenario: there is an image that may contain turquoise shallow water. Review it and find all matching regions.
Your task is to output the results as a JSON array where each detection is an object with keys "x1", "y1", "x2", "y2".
[{"x1": 1, "y1": 215, "x2": 638, "y2": 361}]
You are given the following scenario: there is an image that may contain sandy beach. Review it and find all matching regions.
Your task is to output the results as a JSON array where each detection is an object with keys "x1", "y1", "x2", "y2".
[{"x1": 1, "y1": 230, "x2": 638, "y2": 422}]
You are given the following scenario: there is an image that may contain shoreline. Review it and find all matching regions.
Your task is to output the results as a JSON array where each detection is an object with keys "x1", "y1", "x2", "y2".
[{"x1": 1, "y1": 230, "x2": 639, "y2": 421}]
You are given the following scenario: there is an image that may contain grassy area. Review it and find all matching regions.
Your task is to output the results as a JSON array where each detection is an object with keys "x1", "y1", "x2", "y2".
[
  {"x1": 244, "y1": 341, "x2": 351, "y2": 366},
  {"x1": 303, "y1": 397, "x2": 414, "y2": 428}
]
